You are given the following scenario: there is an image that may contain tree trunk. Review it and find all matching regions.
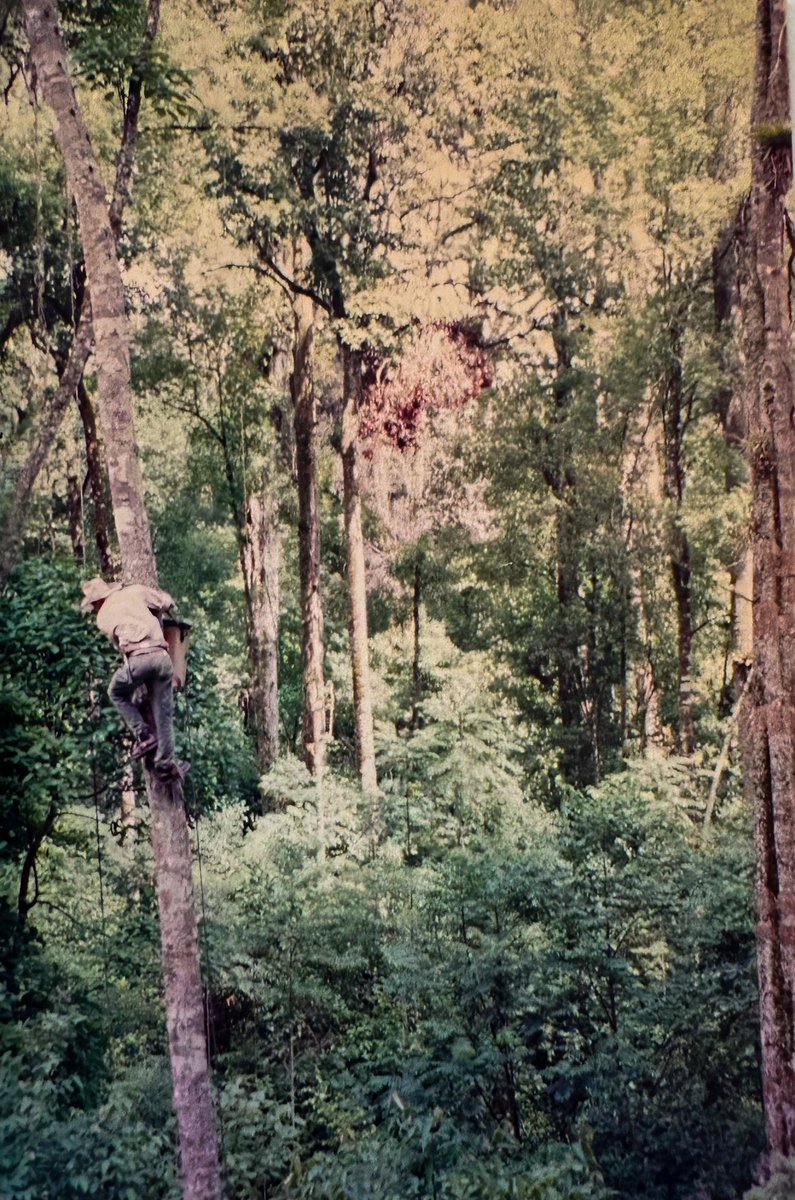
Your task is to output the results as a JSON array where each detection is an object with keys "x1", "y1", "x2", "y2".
[
  {"x1": 671, "y1": 539, "x2": 696, "y2": 753},
  {"x1": 77, "y1": 378, "x2": 115, "y2": 574},
  {"x1": 0, "y1": 0, "x2": 157, "y2": 585},
  {"x1": 662, "y1": 311, "x2": 697, "y2": 754},
  {"x1": 340, "y1": 342, "x2": 378, "y2": 796},
  {"x1": 548, "y1": 306, "x2": 596, "y2": 787},
  {"x1": 292, "y1": 294, "x2": 327, "y2": 778},
  {"x1": 65, "y1": 467, "x2": 84, "y2": 564},
  {"x1": 737, "y1": 0, "x2": 795, "y2": 1162},
  {"x1": 243, "y1": 483, "x2": 281, "y2": 769},
  {"x1": 218, "y1": 411, "x2": 282, "y2": 773},
  {"x1": 555, "y1": 506, "x2": 593, "y2": 785},
  {"x1": 22, "y1": 3, "x2": 223, "y2": 1194},
  {"x1": 108, "y1": 0, "x2": 160, "y2": 240},
  {"x1": 410, "y1": 554, "x2": 422, "y2": 730}
]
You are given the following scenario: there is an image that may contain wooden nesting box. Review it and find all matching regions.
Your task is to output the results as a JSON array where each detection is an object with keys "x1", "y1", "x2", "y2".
[{"x1": 163, "y1": 618, "x2": 193, "y2": 689}]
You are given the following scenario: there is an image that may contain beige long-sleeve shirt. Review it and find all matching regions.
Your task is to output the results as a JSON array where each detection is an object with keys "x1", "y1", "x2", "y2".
[{"x1": 96, "y1": 584, "x2": 174, "y2": 656}]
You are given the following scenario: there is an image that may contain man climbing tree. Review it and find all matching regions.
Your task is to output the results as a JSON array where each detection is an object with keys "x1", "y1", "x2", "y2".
[
  {"x1": 20, "y1": 0, "x2": 224, "y2": 1195},
  {"x1": 81, "y1": 577, "x2": 189, "y2": 780}
]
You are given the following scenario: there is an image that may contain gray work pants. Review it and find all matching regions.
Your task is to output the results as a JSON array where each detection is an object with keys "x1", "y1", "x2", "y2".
[{"x1": 109, "y1": 649, "x2": 174, "y2": 765}]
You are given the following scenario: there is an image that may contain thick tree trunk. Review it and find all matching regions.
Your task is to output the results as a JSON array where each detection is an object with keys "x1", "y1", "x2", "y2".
[
  {"x1": 340, "y1": 343, "x2": 378, "y2": 796},
  {"x1": 0, "y1": 0, "x2": 157, "y2": 585},
  {"x1": 292, "y1": 294, "x2": 327, "y2": 778},
  {"x1": 243, "y1": 484, "x2": 281, "y2": 769},
  {"x1": 24, "y1": 4, "x2": 151, "y2": 579},
  {"x1": 22, "y1": 3, "x2": 223, "y2": 1195},
  {"x1": 738, "y1": 0, "x2": 795, "y2": 1162}
]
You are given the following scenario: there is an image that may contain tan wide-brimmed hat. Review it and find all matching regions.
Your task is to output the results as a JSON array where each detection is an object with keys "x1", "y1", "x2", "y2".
[{"x1": 80, "y1": 577, "x2": 122, "y2": 612}]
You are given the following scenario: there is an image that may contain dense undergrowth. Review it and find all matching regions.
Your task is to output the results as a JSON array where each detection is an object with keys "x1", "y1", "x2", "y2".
[{"x1": 0, "y1": 561, "x2": 762, "y2": 1199}]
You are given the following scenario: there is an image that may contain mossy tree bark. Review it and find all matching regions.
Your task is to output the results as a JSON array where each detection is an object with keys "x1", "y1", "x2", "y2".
[
  {"x1": 21, "y1": 1, "x2": 223, "y2": 1194},
  {"x1": 738, "y1": 0, "x2": 795, "y2": 1162}
]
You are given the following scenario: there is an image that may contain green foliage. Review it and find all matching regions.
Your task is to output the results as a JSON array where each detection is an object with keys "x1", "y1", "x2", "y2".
[
  {"x1": 62, "y1": 0, "x2": 193, "y2": 118},
  {"x1": 0, "y1": 560, "x2": 117, "y2": 960},
  {"x1": 376, "y1": 625, "x2": 530, "y2": 859},
  {"x1": 176, "y1": 635, "x2": 262, "y2": 816},
  {"x1": 184, "y1": 739, "x2": 760, "y2": 1200},
  {"x1": 0, "y1": 150, "x2": 75, "y2": 358},
  {"x1": 0, "y1": 1046, "x2": 179, "y2": 1199}
]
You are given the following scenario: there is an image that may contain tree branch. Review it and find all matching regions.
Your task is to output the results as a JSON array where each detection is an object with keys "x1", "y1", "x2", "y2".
[
  {"x1": 109, "y1": 0, "x2": 161, "y2": 240},
  {"x1": 0, "y1": 310, "x2": 93, "y2": 584}
]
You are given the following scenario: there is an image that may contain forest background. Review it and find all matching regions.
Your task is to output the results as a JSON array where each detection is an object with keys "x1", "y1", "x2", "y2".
[{"x1": 0, "y1": 0, "x2": 781, "y2": 1197}]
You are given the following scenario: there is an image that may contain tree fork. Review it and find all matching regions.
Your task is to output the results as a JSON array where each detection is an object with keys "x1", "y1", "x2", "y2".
[{"x1": 21, "y1": 1, "x2": 223, "y2": 1194}]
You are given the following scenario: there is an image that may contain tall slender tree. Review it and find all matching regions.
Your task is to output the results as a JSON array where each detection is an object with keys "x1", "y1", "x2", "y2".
[
  {"x1": 0, "y1": 0, "x2": 161, "y2": 581},
  {"x1": 291, "y1": 286, "x2": 327, "y2": 780},
  {"x1": 341, "y1": 341, "x2": 378, "y2": 795},
  {"x1": 737, "y1": 0, "x2": 795, "y2": 1161},
  {"x1": 20, "y1": 1, "x2": 223, "y2": 1194}
]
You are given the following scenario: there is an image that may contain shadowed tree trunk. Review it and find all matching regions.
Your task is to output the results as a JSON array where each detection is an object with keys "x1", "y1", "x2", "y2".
[
  {"x1": 341, "y1": 342, "x2": 378, "y2": 797},
  {"x1": 547, "y1": 307, "x2": 595, "y2": 786},
  {"x1": 65, "y1": 465, "x2": 84, "y2": 564},
  {"x1": 243, "y1": 481, "x2": 281, "y2": 769},
  {"x1": 410, "y1": 553, "x2": 423, "y2": 731},
  {"x1": 737, "y1": 0, "x2": 795, "y2": 1163},
  {"x1": 292, "y1": 292, "x2": 327, "y2": 779},
  {"x1": 555, "y1": 509, "x2": 586, "y2": 775},
  {"x1": 77, "y1": 379, "x2": 114, "y2": 574},
  {"x1": 192, "y1": 357, "x2": 283, "y2": 773},
  {"x1": 21, "y1": 2, "x2": 223, "y2": 1194},
  {"x1": 661, "y1": 302, "x2": 696, "y2": 754}
]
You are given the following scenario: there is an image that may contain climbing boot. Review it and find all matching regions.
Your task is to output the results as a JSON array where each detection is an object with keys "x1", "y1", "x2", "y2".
[
  {"x1": 153, "y1": 758, "x2": 191, "y2": 783},
  {"x1": 130, "y1": 728, "x2": 158, "y2": 760}
]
